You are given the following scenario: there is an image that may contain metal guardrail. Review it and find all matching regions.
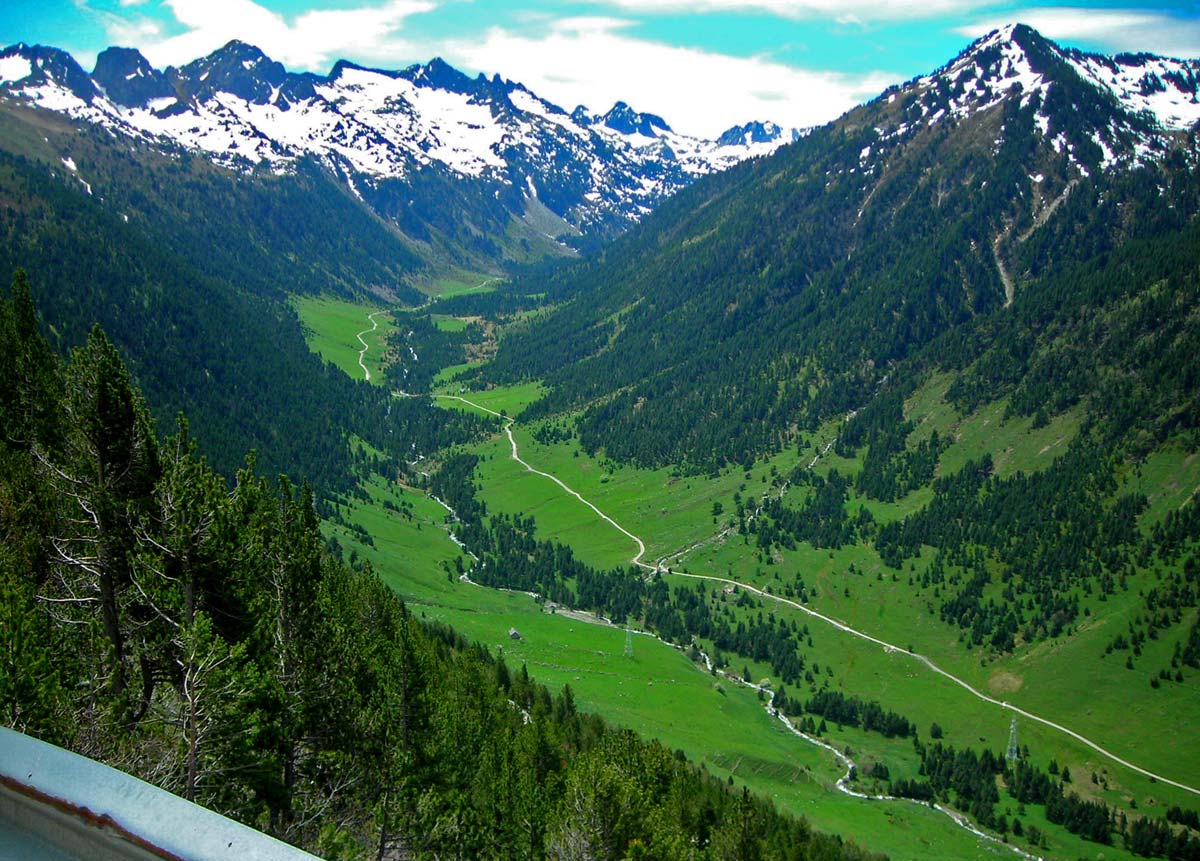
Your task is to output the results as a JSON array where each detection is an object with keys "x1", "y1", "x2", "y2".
[{"x1": 0, "y1": 726, "x2": 322, "y2": 861}]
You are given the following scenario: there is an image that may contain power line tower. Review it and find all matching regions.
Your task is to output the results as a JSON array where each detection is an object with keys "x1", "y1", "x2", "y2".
[
  {"x1": 1006, "y1": 714, "x2": 1020, "y2": 763},
  {"x1": 624, "y1": 625, "x2": 634, "y2": 659}
]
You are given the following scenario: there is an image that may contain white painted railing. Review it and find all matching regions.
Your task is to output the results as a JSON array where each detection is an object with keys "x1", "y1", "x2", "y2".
[{"x1": 0, "y1": 726, "x2": 320, "y2": 861}]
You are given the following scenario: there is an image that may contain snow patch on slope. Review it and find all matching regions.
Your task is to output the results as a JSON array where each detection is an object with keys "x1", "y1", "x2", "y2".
[
  {"x1": 0, "y1": 55, "x2": 32, "y2": 83},
  {"x1": 900, "y1": 24, "x2": 1198, "y2": 174},
  {"x1": 1067, "y1": 53, "x2": 1200, "y2": 131}
]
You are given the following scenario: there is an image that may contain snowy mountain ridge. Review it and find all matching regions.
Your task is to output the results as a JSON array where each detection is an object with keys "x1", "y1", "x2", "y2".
[
  {"x1": 0, "y1": 40, "x2": 797, "y2": 242},
  {"x1": 0, "y1": 27, "x2": 1194, "y2": 255},
  {"x1": 891, "y1": 24, "x2": 1200, "y2": 172}
]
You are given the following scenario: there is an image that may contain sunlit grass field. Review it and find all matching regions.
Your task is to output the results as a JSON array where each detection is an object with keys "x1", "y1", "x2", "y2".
[
  {"x1": 317, "y1": 335, "x2": 1199, "y2": 861},
  {"x1": 327, "y1": 470, "x2": 1078, "y2": 861},
  {"x1": 293, "y1": 295, "x2": 394, "y2": 384}
]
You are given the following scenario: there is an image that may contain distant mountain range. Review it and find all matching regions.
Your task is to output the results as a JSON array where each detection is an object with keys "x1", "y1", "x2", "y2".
[
  {"x1": 0, "y1": 23, "x2": 1196, "y2": 485},
  {"x1": 0, "y1": 39, "x2": 798, "y2": 253}
]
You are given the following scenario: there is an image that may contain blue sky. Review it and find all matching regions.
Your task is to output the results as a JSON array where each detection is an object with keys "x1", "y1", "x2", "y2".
[{"x1": 3, "y1": 0, "x2": 1198, "y2": 135}]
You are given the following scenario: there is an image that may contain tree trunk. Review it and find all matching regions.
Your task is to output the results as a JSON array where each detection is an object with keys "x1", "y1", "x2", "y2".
[{"x1": 97, "y1": 564, "x2": 126, "y2": 697}]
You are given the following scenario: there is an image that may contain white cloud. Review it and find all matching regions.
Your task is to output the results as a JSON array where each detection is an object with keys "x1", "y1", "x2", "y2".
[
  {"x1": 82, "y1": 5, "x2": 164, "y2": 62},
  {"x1": 105, "y1": 0, "x2": 435, "y2": 71},
  {"x1": 86, "y1": 0, "x2": 907, "y2": 135},
  {"x1": 599, "y1": 0, "x2": 995, "y2": 21},
  {"x1": 955, "y1": 8, "x2": 1200, "y2": 59},
  {"x1": 442, "y1": 16, "x2": 893, "y2": 136}
]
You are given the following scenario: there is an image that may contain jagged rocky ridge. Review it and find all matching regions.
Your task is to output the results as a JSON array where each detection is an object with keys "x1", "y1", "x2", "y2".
[{"x1": 0, "y1": 40, "x2": 797, "y2": 245}]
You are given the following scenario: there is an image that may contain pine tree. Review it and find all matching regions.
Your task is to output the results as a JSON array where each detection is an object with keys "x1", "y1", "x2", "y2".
[
  {"x1": 1, "y1": 270, "x2": 63, "y2": 451},
  {"x1": 45, "y1": 325, "x2": 161, "y2": 718},
  {"x1": 0, "y1": 553, "x2": 71, "y2": 741}
]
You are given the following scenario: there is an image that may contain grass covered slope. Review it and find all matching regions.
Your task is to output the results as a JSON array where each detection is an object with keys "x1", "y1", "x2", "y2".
[
  {"x1": 0, "y1": 105, "x2": 503, "y2": 491},
  {"x1": 293, "y1": 296, "x2": 394, "y2": 384},
  {"x1": 396, "y1": 34, "x2": 1200, "y2": 857},
  {"x1": 0, "y1": 280, "x2": 888, "y2": 861},
  {"x1": 329, "y1": 377, "x2": 1198, "y2": 859},
  {"x1": 325, "y1": 463, "x2": 1059, "y2": 860}
]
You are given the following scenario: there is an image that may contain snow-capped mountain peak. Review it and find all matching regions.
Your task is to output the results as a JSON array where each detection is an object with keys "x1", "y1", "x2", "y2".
[
  {"x1": 92, "y1": 47, "x2": 172, "y2": 108},
  {"x1": 171, "y1": 39, "x2": 288, "y2": 105},
  {"x1": 717, "y1": 120, "x2": 800, "y2": 147},
  {"x1": 0, "y1": 43, "x2": 99, "y2": 106},
  {"x1": 0, "y1": 40, "x2": 795, "y2": 243},
  {"x1": 599, "y1": 101, "x2": 673, "y2": 137},
  {"x1": 915, "y1": 22, "x2": 1200, "y2": 133},
  {"x1": 889, "y1": 23, "x2": 1199, "y2": 173}
]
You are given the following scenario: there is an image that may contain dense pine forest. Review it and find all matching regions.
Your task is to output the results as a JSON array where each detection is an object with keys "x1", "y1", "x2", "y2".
[
  {"x1": 474, "y1": 74, "x2": 1200, "y2": 474},
  {"x1": 3, "y1": 22, "x2": 1200, "y2": 861},
  {"x1": 0, "y1": 269, "x2": 885, "y2": 859},
  {"x1": 0, "y1": 112, "x2": 491, "y2": 492}
]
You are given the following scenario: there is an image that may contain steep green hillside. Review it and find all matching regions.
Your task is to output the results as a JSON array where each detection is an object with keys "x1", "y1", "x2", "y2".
[
  {"x1": 480, "y1": 28, "x2": 1198, "y2": 474},
  {"x1": 322, "y1": 26, "x2": 1200, "y2": 861},
  {"x1": 0, "y1": 106, "x2": 489, "y2": 488},
  {"x1": 0, "y1": 284, "x2": 881, "y2": 861},
  {"x1": 0, "y1": 103, "x2": 425, "y2": 303}
]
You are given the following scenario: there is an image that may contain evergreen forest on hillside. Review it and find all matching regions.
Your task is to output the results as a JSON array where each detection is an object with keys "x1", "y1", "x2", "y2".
[
  {"x1": 0, "y1": 138, "x2": 492, "y2": 491},
  {"x1": 0, "y1": 271, "x2": 884, "y2": 861},
  {"x1": 473, "y1": 102, "x2": 1199, "y2": 474},
  {"x1": 3, "y1": 23, "x2": 1200, "y2": 861}
]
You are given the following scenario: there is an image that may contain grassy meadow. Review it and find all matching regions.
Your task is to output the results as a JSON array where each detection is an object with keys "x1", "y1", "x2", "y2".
[
  {"x1": 293, "y1": 295, "x2": 394, "y2": 384},
  {"x1": 327, "y1": 467, "x2": 1094, "y2": 861},
  {"x1": 300, "y1": 300, "x2": 1200, "y2": 860},
  {"x1": 420, "y1": 271, "x2": 501, "y2": 297}
]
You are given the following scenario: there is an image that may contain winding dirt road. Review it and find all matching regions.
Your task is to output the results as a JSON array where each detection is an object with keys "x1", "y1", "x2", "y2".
[
  {"x1": 436, "y1": 392, "x2": 1200, "y2": 800},
  {"x1": 355, "y1": 311, "x2": 385, "y2": 381},
  {"x1": 434, "y1": 395, "x2": 650, "y2": 561}
]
